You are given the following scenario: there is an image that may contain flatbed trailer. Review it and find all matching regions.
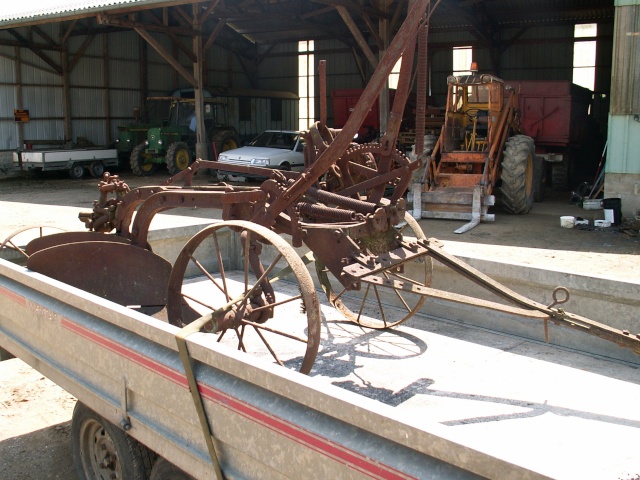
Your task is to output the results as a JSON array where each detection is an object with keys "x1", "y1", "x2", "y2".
[
  {"x1": 0, "y1": 254, "x2": 513, "y2": 480},
  {"x1": 16, "y1": 148, "x2": 119, "y2": 179},
  {"x1": 2, "y1": 243, "x2": 640, "y2": 480}
]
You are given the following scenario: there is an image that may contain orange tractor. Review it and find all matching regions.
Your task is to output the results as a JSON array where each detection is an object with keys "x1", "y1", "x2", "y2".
[{"x1": 412, "y1": 63, "x2": 538, "y2": 233}]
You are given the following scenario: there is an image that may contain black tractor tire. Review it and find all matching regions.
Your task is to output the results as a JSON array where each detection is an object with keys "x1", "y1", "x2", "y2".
[
  {"x1": 500, "y1": 135, "x2": 535, "y2": 214},
  {"x1": 533, "y1": 155, "x2": 546, "y2": 202},
  {"x1": 71, "y1": 402, "x2": 156, "y2": 480},
  {"x1": 130, "y1": 142, "x2": 157, "y2": 176},
  {"x1": 211, "y1": 130, "x2": 241, "y2": 159},
  {"x1": 166, "y1": 142, "x2": 193, "y2": 176},
  {"x1": 150, "y1": 457, "x2": 195, "y2": 480}
]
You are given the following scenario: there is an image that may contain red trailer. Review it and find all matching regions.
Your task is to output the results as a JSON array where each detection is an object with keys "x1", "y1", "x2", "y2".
[
  {"x1": 507, "y1": 80, "x2": 592, "y2": 189},
  {"x1": 331, "y1": 88, "x2": 396, "y2": 142}
]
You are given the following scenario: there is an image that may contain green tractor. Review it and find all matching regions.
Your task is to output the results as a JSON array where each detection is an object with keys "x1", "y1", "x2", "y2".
[
  {"x1": 115, "y1": 97, "x2": 173, "y2": 166},
  {"x1": 130, "y1": 97, "x2": 241, "y2": 176}
]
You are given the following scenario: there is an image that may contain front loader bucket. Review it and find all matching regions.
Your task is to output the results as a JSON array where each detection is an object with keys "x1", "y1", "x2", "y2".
[{"x1": 27, "y1": 241, "x2": 171, "y2": 314}]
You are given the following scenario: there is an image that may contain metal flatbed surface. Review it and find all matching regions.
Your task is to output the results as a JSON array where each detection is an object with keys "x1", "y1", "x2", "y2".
[
  {"x1": 312, "y1": 309, "x2": 640, "y2": 480},
  {"x1": 216, "y1": 271, "x2": 639, "y2": 480}
]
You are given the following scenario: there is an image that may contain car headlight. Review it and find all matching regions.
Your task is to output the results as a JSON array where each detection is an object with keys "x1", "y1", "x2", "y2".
[
  {"x1": 157, "y1": 139, "x2": 163, "y2": 145},
  {"x1": 115, "y1": 139, "x2": 120, "y2": 143},
  {"x1": 126, "y1": 139, "x2": 130, "y2": 143},
  {"x1": 251, "y1": 158, "x2": 269, "y2": 165}
]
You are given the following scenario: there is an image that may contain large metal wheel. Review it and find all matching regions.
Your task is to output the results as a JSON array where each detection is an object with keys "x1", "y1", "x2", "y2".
[
  {"x1": 130, "y1": 142, "x2": 157, "y2": 176},
  {"x1": 71, "y1": 402, "x2": 155, "y2": 480},
  {"x1": 316, "y1": 213, "x2": 432, "y2": 329},
  {"x1": 166, "y1": 142, "x2": 192, "y2": 175},
  {"x1": 166, "y1": 220, "x2": 321, "y2": 374}
]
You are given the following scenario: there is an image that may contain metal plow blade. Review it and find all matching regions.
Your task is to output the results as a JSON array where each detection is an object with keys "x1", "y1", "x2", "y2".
[
  {"x1": 26, "y1": 231, "x2": 134, "y2": 256},
  {"x1": 27, "y1": 240, "x2": 171, "y2": 314}
]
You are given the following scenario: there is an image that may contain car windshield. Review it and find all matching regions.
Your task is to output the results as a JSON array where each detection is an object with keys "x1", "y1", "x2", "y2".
[{"x1": 250, "y1": 132, "x2": 298, "y2": 149}]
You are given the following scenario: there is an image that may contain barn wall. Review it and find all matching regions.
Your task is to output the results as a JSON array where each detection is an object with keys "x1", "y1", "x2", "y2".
[{"x1": 0, "y1": 25, "x2": 291, "y2": 150}]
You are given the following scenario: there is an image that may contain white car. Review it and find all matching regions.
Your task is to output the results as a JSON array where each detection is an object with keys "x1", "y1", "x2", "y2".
[{"x1": 217, "y1": 130, "x2": 305, "y2": 177}]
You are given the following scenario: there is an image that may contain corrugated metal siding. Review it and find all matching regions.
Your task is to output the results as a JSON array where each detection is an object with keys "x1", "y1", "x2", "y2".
[
  {"x1": 610, "y1": 4, "x2": 640, "y2": 114},
  {"x1": 226, "y1": 96, "x2": 298, "y2": 143},
  {"x1": 607, "y1": 115, "x2": 640, "y2": 173},
  {"x1": 0, "y1": 55, "x2": 16, "y2": 83}
]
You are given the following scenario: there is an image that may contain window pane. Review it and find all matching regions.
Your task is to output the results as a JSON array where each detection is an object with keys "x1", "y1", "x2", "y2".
[
  {"x1": 573, "y1": 67, "x2": 595, "y2": 90},
  {"x1": 574, "y1": 41, "x2": 596, "y2": 68},
  {"x1": 575, "y1": 23, "x2": 597, "y2": 38}
]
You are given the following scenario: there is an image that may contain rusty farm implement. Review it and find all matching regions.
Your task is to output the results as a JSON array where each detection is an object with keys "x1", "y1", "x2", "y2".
[{"x1": 13, "y1": 0, "x2": 639, "y2": 375}]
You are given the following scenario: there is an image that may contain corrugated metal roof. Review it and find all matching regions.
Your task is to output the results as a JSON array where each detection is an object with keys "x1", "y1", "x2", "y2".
[{"x1": 0, "y1": 0, "x2": 154, "y2": 26}]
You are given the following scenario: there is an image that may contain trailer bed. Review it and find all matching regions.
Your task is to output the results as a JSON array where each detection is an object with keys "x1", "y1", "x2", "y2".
[{"x1": 1, "y1": 255, "x2": 639, "y2": 480}]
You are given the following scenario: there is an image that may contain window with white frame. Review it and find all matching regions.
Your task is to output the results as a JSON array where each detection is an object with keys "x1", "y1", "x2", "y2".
[
  {"x1": 298, "y1": 41, "x2": 315, "y2": 131},
  {"x1": 573, "y1": 23, "x2": 597, "y2": 91}
]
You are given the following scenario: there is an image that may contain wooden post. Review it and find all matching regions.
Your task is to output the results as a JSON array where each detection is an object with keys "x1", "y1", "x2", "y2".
[{"x1": 193, "y1": 4, "x2": 207, "y2": 160}]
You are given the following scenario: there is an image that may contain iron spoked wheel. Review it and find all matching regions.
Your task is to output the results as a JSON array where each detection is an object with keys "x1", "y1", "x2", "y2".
[
  {"x1": 316, "y1": 213, "x2": 433, "y2": 329},
  {"x1": 166, "y1": 220, "x2": 321, "y2": 374},
  {"x1": 166, "y1": 142, "x2": 192, "y2": 175},
  {"x1": 71, "y1": 403, "x2": 155, "y2": 480},
  {"x1": 0, "y1": 226, "x2": 66, "y2": 263}
]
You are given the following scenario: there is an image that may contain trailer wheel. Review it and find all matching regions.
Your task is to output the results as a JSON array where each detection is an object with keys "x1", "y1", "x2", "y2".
[
  {"x1": 150, "y1": 457, "x2": 195, "y2": 480},
  {"x1": 500, "y1": 135, "x2": 535, "y2": 214},
  {"x1": 69, "y1": 163, "x2": 85, "y2": 179},
  {"x1": 166, "y1": 220, "x2": 321, "y2": 374},
  {"x1": 130, "y1": 142, "x2": 157, "y2": 176},
  {"x1": 166, "y1": 142, "x2": 193, "y2": 175},
  {"x1": 89, "y1": 161, "x2": 105, "y2": 178},
  {"x1": 72, "y1": 402, "x2": 155, "y2": 480},
  {"x1": 316, "y1": 212, "x2": 433, "y2": 329}
]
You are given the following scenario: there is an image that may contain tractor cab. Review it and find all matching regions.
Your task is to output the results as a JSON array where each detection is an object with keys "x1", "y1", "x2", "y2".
[{"x1": 442, "y1": 63, "x2": 504, "y2": 154}]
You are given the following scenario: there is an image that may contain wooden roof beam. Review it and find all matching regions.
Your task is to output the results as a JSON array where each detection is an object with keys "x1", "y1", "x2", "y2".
[{"x1": 134, "y1": 26, "x2": 197, "y2": 87}]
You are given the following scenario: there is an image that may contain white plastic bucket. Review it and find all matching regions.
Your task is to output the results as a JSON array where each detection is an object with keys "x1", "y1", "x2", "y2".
[
  {"x1": 604, "y1": 209, "x2": 615, "y2": 223},
  {"x1": 560, "y1": 216, "x2": 575, "y2": 228}
]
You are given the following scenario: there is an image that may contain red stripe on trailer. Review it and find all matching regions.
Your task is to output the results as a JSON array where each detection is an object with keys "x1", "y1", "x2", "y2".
[
  {"x1": 61, "y1": 317, "x2": 418, "y2": 480},
  {"x1": 0, "y1": 285, "x2": 27, "y2": 306}
]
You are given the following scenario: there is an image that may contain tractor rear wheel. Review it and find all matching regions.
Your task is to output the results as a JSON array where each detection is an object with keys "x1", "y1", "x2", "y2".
[
  {"x1": 166, "y1": 142, "x2": 193, "y2": 176},
  {"x1": 130, "y1": 142, "x2": 157, "y2": 176},
  {"x1": 500, "y1": 135, "x2": 535, "y2": 214},
  {"x1": 212, "y1": 130, "x2": 241, "y2": 158}
]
